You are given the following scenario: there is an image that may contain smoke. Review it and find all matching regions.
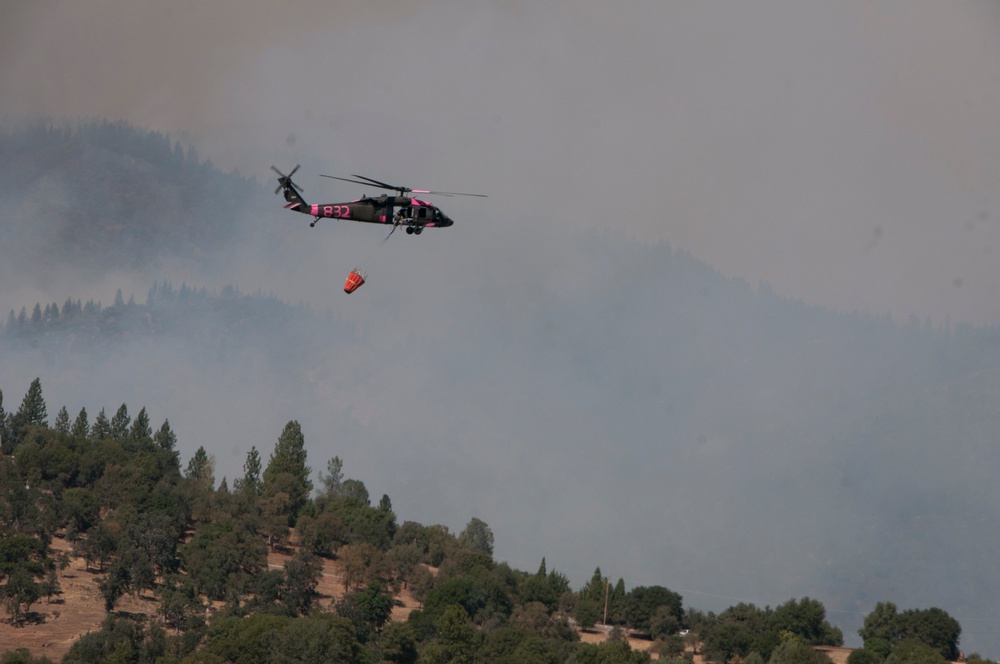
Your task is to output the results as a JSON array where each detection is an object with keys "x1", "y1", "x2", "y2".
[{"x1": 4, "y1": 0, "x2": 1000, "y2": 656}]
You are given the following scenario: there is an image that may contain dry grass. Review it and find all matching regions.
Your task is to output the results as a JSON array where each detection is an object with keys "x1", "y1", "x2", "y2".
[{"x1": 0, "y1": 536, "x2": 423, "y2": 662}]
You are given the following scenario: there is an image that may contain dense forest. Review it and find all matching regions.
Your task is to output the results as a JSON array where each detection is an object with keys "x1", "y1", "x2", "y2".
[{"x1": 0, "y1": 376, "x2": 984, "y2": 664}]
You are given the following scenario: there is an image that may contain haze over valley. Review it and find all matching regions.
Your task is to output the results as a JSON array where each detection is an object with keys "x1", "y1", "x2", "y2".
[{"x1": 2, "y1": 120, "x2": 1000, "y2": 656}]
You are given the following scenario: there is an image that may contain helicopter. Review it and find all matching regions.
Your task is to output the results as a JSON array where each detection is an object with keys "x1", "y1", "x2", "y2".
[{"x1": 272, "y1": 165, "x2": 485, "y2": 235}]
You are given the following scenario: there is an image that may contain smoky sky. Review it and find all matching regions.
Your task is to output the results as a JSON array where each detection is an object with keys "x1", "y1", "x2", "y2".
[
  {"x1": 4, "y1": 0, "x2": 1000, "y2": 656},
  {"x1": 4, "y1": 1, "x2": 1000, "y2": 325}
]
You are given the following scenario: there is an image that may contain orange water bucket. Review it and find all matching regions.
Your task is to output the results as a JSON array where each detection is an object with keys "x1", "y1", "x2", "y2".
[{"x1": 344, "y1": 269, "x2": 366, "y2": 294}]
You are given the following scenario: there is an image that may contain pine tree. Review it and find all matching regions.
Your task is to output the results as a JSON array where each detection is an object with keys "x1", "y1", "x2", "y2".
[
  {"x1": 153, "y1": 420, "x2": 180, "y2": 477},
  {"x1": 263, "y1": 421, "x2": 312, "y2": 523},
  {"x1": 234, "y1": 446, "x2": 263, "y2": 496},
  {"x1": 71, "y1": 408, "x2": 89, "y2": 438},
  {"x1": 153, "y1": 419, "x2": 177, "y2": 452},
  {"x1": 91, "y1": 408, "x2": 111, "y2": 440},
  {"x1": 582, "y1": 567, "x2": 607, "y2": 604},
  {"x1": 319, "y1": 456, "x2": 344, "y2": 498},
  {"x1": 54, "y1": 406, "x2": 71, "y2": 433},
  {"x1": 129, "y1": 407, "x2": 152, "y2": 441},
  {"x1": 109, "y1": 404, "x2": 130, "y2": 440},
  {"x1": 15, "y1": 378, "x2": 48, "y2": 428},
  {"x1": 185, "y1": 446, "x2": 215, "y2": 487},
  {"x1": 9, "y1": 378, "x2": 48, "y2": 446}
]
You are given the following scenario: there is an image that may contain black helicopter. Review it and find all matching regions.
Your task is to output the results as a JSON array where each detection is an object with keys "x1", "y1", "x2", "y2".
[{"x1": 272, "y1": 165, "x2": 485, "y2": 235}]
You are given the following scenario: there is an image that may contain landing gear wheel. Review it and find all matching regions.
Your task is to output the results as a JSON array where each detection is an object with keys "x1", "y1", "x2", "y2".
[
  {"x1": 405, "y1": 226, "x2": 415, "y2": 235},
  {"x1": 414, "y1": 226, "x2": 423, "y2": 235}
]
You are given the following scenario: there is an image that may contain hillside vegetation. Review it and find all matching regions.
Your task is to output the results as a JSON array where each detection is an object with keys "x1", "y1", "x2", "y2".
[{"x1": 0, "y1": 376, "x2": 980, "y2": 664}]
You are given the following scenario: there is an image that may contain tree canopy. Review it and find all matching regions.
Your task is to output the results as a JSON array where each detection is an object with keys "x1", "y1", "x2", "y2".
[{"x1": 0, "y1": 377, "x2": 975, "y2": 663}]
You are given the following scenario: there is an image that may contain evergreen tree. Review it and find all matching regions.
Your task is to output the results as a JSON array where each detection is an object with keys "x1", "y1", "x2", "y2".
[
  {"x1": 70, "y1": 407, "x2": 89, "y2": 438},
  {"x1": 91, "y1": 408, "x2": 111, "y2": 440},
  {"x1": 185, "y1": 446, "x2": 215, "y2": 487},
  {"x1": 319, "y1": 455, "x2": 344, "y2": 498},
  {"x1": 0, "y1": 389, "x2": 9, "y2": 452},
  {"x1": 608, "y1": 578, "x2": 627, "y2": 625},
  {"x1": 8, "y1": 378, "x2": 47, "y2": 447},
  {"x1": 53, "y1": 406, "x2": 70, "y2": 433},
  {"x1": 109, "y1": 404, "x2": 130, "y2": 440},
  {"x1": 129, "y1": 407, "x2": 152, "y2": 441},
  {"x1": 263, "y1": 420, "x2": 312, "y2": 523},
  {"x1": 153, "y1": 419, "x2": 180, "y2": 478},
  {"x1": 581, "y1": 567, "x2": 608, "y2": 607},
  {"x1": 234, "y1": 446, "x2": 263, "y2": 496},
  {"x1": 12, "y1": 378, "x2": 48, "y2": 430},
  {"x1": 153, "y1": 419, "x2": 177, "y2": 451}
]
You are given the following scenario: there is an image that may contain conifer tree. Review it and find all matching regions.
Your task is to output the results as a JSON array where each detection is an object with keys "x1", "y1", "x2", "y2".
[
  {"x1": 14, "y1": 378, "x2": 48, "y2": 428},
  {"x1": 9, "y1": 378, "x2": 47, "y2": 446},
  {"x1": 54, "y1": 406, "x2": 70, "y2": 433},
  {"x1": 263, "y1": 421, "x2": 312, "y2": 523},
  {"x1": 185, "y1": 446, "x2": 215, "y2": 487},
  {"x1": 129, "y1": 407, "x2": 152, "y2": 441},
  {"x1": 153, "y1": 420, "x2": 180, "y2": 477},
  {"x1": 234, "y1": 446, "x2": 263, "y2": 496},
  {"x1": 0, "y1": 390, "x2": 8, "y2": 452},
  {"x1": 109, "y1": 404, "x2": 130, "y2": 440},
  {"x1": 319, "y1": 456, "x2": 344, "y2": 498},
  {"x1": 71, "y1": 407, "x2": 89, "y2": 438},
  {"x1": 91, "y1": 408, "x2": 111, "y2": 440},
  {"x1": 582, "y1": 567, "x2": 607, "y2": 604},
  {"x1": 153, "y1": 419, "x2": 177, "y2": 451}
]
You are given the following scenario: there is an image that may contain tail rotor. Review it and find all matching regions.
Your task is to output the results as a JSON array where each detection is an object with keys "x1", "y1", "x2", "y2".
[{"x1": 271, "y1": 164, "x2": 303, "y2": 195}]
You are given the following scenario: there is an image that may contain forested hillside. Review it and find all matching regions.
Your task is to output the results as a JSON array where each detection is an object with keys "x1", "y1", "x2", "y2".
[
  {"x1": 0, "y1": 376, "x2": 982, "y2": 664},
  {"x1": 0, "y1": 120, "x2": 262, "y2": 274},
  {"x1": 1, "y1": 281, "x2": 353, "y2": 369}
]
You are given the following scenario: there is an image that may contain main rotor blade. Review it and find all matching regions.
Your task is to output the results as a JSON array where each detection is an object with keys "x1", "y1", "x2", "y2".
[
  {"x1": 350, "y1": 174, "x2": 407, "y2": 191},
  {"x1": 412, "y1": 189, "x2": 487, "y2": 197},
  {"x1": 320, "y1": 174, "x2": 401, "y2": 191},
  {"x1": 322, "y1": 174, "x2": 486, "y2": 198}
]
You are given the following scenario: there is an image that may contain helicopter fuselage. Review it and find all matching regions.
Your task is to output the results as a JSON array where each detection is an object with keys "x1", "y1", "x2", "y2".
[
  {"x1": 285, "y1": 194, "x2": 453, "y2": 230},
  {"x1": 272, "y1": 167, "x2": 480, "y2": 234}
]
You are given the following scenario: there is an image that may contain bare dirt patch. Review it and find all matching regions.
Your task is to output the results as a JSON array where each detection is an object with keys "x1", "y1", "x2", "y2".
[
  {"x1": 0, "y1": 539, "x2": 426, "y2": 662},
  {"x1": 0, "y1": 537, "x2": 113, "y2": 661}
]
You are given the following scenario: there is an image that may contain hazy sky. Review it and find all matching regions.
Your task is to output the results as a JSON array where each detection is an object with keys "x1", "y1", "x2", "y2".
[
  {"x1": 4, "y1": 1, "x2": 999, "y2": 325},
  {"x1": 4, "y1": 0, "x2": 1000, "y2": 655}
]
